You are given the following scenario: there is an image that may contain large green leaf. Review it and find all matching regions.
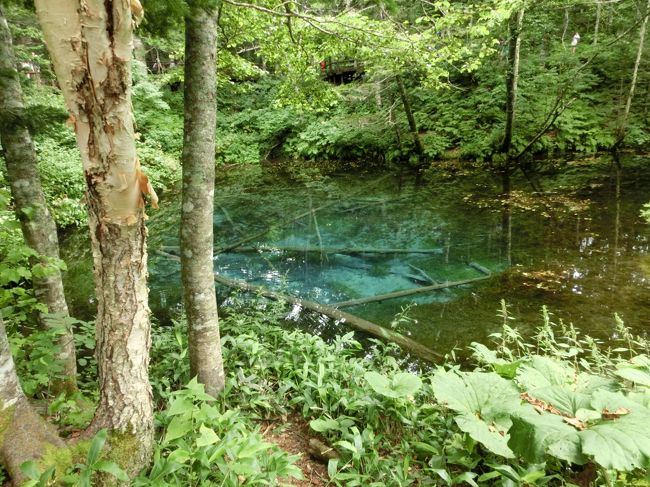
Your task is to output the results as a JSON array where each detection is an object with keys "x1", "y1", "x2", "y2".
[
  {"x1": 432, "y1": 370, "x2": 521, "y2": 458},
  {"x1": 432, "y1": 370, "x2": 521, "y2": 417},
  {"x1": 614, "y1": 355, "x2": 650, "y2": 388},
  {"x1": 579, "y1": 390, "x2": 650, "y2": 470},
  {"x1": 509, "y1": 411, "x2": 584, "y2": 465},
  {"x1": 196, "y1": 424, "x2": 220, "y2": 447},
  {"x1": 526, "y1": 385, "x2": 591, "y2": 416},
  {"x1": 516, "y1": 356, "x2": 574, "y2": 391},
  {"x1": 163, "y1": 416, "x2": 193, "y2": 444},
  {"x1": 310, "y1": 418, "x2": 340, "y2": 432},
  {"x1": 364, "y1": 371, "x2": 422, "y2": 398},
  {"x1": 87, "y1": 429, "x2": 108, "y2": 465},
  {"x1": 455, "y1": 414, "x2": 515, "y2": 458}
]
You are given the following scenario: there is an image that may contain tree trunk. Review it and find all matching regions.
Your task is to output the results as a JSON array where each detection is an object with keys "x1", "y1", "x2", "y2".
[
  {"x1": 616, "y1": 0, "x2": 650, "y2": 145},
  {"x1": 396, "y1": 74, "x2": 425, "y2": 163},
  {"x1": 33, "y1": 0, "x2": 154, "y2": 476},
  {"x1": 0, "y1": 316, "x2": 64, "y2": 486},
  {"x1": 0, "y1": 4, "x2": 77, "y2": 394},
  {"x1": 501, "y1": 9, "x2": 524, "y2": 156},
  {"x1": 594, "y1": 1, "x2": 601, "y2": 45},
  {"x1": 181, "y1": 2, "x2": 225, "y2": 396}
]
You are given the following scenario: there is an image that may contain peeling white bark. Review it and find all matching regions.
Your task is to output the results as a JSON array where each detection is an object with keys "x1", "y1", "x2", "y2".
[{"x1": 33, "y1": 0, "x2": 153, "y2": 472}]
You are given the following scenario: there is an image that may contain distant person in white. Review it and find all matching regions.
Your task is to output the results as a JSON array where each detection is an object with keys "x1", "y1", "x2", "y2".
[{"x1": 571, "y1": 32, "x2": 581, "y2": 53}]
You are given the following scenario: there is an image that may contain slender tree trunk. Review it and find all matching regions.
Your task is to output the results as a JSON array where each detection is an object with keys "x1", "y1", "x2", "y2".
[
  {"x1": 594, "y1": 1, "x2": 601, "y2": 45},
  {"x1": 0, "y1": 316, "x2": 64, "y2": 486},
  {"x1": 181, "y1": 2, "x2": 225, "y2": 396},
  {"x1": 561, "y1": 8, "x2": 569, "y2": 46},
  {"x1": 502, "y1": 9, "x2": 524, "y2": 156},
  {"x1": 0, "y1": 4, "x2": 77, "y2": 394},
  {"x1": 395, "y1": 74, "x2": 425, "y2": 162},
  {"x1": 616, "y1": 0, "x2": 650, "y2": 144},
  {"x1": 33, "y1": 0, "x2": 154, "y2": 476}
]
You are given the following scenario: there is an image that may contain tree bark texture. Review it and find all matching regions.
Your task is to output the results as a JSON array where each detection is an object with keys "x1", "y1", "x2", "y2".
[
  {"x1": 33, "y1": 0, "x2": 153, "y2": 475},
  {"x1": 501, "y1": 9, "x2": 524, "y2": 156},
  {"x1": 0, "y1": 317, "x2": 64, "y2": 486},
  {"x1": 181, "y1": 3, "x2": 225, "y2": 396},
  {"x1": 396, "y1": 74, "x2": 425, "y2": 160},
  {"x1": 0, "y1": 4, "x2": 77, "y2": 393},
  {"x1": 616, "y1": 0, "x2": 650, "y2": 144}
]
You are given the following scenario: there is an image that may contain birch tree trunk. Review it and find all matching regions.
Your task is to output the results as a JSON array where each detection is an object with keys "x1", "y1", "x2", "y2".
[
  {"x1": 501, "y1": 9, "x2": 524, "y2": 156},
  {"x1": 0, "y1": 316, "x2": 64, "y2": 486},
  {"x1": 33, "y1": 0, "x2": 154, "y2": 475},
  {"x1": 0, "y1": 4, "x2": 77, "y2": 394},
  {"x1": 181, "y1": 1, "x2": 225, "y2": 396},
  {"x1": 616, "y1": 0, "x2": 650, "y2": 145}
]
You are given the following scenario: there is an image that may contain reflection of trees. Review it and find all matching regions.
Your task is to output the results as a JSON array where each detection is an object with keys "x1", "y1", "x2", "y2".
[
  {"x1": 501, "y1": 171, "x2": 512, "y2": 267},
  {"x1": 613, "y1": 155, "x2": 622, "y2": 282}
]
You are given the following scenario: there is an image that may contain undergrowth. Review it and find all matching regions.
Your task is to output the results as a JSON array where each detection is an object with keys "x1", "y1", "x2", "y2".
[
  {"x1": 137, "y1": 297, "x2": 650, "y2": 486},
  {"x1": 5, "y1": 284, "x2": 650, "y2": 485}
]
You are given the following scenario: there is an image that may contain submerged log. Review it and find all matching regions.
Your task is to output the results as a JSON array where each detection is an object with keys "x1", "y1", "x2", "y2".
[
  {"x1": 468, "y1": 262, "x2": 492, "y2": 276},
  {"x1": 408, "y1": 264, "x2": 435, "y2": 284},
  {"x1": 163, "y1": 245, "x2": 443, "y2": 256},
  {"x1": 225, "y1": 246, "x2": 443, "y2": 255},
  {"x1": 211, "y1": 273, "x2": 441, "y2": 362},
  {"x1": 333, "y1": 275, "x2": 492, "y2": 308},
  {"x1": 155, "y1": 250, "x2": 441, "y2": 362}
]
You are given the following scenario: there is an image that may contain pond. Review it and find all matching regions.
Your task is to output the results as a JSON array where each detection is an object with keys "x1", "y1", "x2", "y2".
[{"x1": 62, "y1": 155, "x2": 650, "y2": 355}]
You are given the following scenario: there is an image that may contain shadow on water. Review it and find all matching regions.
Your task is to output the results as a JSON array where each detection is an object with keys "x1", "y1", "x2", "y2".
[{"x1": 61, "y1": 155, "x2": 650, "y2": 355}]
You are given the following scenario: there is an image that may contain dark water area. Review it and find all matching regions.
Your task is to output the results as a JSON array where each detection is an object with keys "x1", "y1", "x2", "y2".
[{"x1": 61, "y1": 156, "x2": 650, "y2": 355}]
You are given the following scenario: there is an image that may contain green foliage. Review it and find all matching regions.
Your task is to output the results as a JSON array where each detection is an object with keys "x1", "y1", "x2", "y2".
[
  {"x1": 364, "y1": 371, "x2": 422, "y2": 399},
  {"x1": 135, "y1": 378, "x2": 302, "y2": 486},
  {"x1": 20, "y1": 430, "x2": 129, "y2": 486},
  {"x1": 5, "y1": 313, "x2": 94, "y2": 398},
  {"x1": 34, "y1": 139, "x2": 86, "y2": 227},
  {"x1": 432, "y1": 370, "x2": 519, "y2": 459},
  {"x1": 152, "y1": 300, "x2": 647, "y2": 485}
]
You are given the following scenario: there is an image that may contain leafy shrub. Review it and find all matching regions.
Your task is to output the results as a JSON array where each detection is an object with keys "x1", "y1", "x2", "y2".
[
  {"x1": 135, "y1": 378, "x2": 302, "y2": 486},
  {"x1": 34, "y1": 139, "x2": 85, "y2": 227}
]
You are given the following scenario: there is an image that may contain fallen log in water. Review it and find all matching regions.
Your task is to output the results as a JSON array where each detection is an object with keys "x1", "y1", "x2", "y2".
[
  {"x1": 333, "y1": 275, "x2": 492, "y2": 308},
  {"x1": 162, "y1": 244, "x2": 443, "y2": 258},
  {"x1": 468, "y1": 261, "x2": 492, "y2": 276},
  {"x1": 155, "y1": 250, "x2": 441, "y2": 362},
  {"x1": 407, "y1": 264, "x2": 435, "y2": 284},
  {"x1": 223, "y1": 246, "x2": 444, "y2": 255}
]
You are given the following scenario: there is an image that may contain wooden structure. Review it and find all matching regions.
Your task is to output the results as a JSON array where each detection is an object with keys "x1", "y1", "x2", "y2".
[{"x1": 320, "y1": 58, "x2": 364, "y2": 84}]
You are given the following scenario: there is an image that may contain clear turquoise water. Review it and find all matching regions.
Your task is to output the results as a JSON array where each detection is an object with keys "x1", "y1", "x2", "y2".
[{"x1": 63, "y1": 156, "x2": 650, "y2": 355}]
